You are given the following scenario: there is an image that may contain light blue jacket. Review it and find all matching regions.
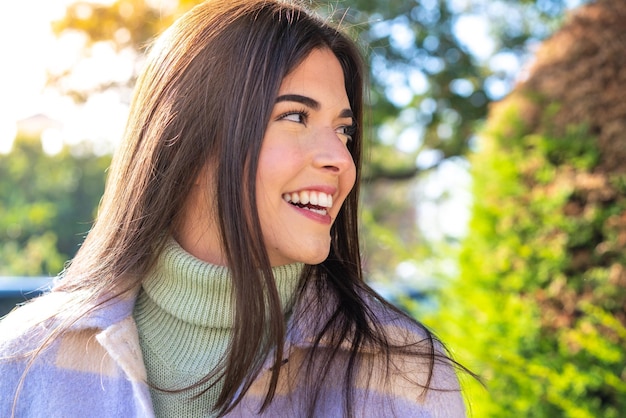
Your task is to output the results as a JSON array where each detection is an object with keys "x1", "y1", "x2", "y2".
[{"x1": 0, "y1": 287, "x2": 465, "y2": 417}]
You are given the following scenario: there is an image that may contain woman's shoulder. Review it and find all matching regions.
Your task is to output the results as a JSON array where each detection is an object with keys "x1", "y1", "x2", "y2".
[
  {"x1": 291, "y1": 286, "x2": 466, "y2": 416},
  {"x1": 0, "y1": 292, "x2": 76, "y2": 354},
  {"x1": 0, "y1": 288, "x2": 141, "y2": 361},
  {"x1": 358, "y1": 293, "x2": 466, "y2": 417},
  {"x1": 0, "y1": 290, "x2": 151, "y2": 418}
]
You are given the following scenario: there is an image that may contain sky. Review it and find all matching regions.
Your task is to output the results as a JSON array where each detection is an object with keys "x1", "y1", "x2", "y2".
[
  {"x1": 0, "y1": 0, "x2": 129, "y2": 155},
  {"x1": 1, "y1": 1, "x2": 68, "y2": 152}
]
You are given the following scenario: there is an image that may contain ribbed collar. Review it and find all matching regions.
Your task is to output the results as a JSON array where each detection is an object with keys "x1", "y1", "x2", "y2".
[{"x1": 141, "y1": 238, "x2": 304, "y2": 329}]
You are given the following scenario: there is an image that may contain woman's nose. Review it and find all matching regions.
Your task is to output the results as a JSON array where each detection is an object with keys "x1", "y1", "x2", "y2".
[{"x1": 311, "y1": 128, "x2": 355, "y2": 174}]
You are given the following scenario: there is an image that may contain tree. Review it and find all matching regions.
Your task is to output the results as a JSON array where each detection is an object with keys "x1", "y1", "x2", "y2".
[
  {"x1": 0, "y1": 135, "x2": 110, "y2": 276},
  {"x1": 444, "y1": 1, "x2": 626, "y2": 415}
]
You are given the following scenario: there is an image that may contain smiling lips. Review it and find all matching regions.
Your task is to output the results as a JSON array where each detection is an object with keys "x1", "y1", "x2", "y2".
[{"x1": 282, "y1": 190, "x2": 333, "y2": 216}]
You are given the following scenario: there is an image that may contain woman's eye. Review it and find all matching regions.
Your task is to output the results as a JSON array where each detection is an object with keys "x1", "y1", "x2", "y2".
[
  {"x1": 279, "y1": 111, "x2": 308, "y2": 124},
  {"x1": 337, "y1": 124, "x2": 356, "y2": 143}
]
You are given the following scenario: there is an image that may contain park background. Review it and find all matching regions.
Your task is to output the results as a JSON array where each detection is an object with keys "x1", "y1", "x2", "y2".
[{"x1": 1, "y1": 0, "x2": 624, "y2": 416}]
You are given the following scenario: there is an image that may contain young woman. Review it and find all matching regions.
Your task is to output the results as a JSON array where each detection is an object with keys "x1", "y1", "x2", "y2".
[{"x1": 0, "y1": 0, "x2": 469, "y2": 416}]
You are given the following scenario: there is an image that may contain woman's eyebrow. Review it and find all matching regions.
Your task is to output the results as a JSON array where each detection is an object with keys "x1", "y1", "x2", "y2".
[
  {"x1": 339, "y1": 109, "x2": 355, "y2": 120},
  {"x1": 275, "y1": 94, "x2": 353, "y2": 119},
  {"x1": 275, "y1": 94, "x2": 320, "y2": 110}
]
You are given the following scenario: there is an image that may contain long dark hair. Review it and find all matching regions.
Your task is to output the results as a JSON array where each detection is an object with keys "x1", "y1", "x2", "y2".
[{"x1": 31, "y1": 0, "x2": 465, "y2": 416}]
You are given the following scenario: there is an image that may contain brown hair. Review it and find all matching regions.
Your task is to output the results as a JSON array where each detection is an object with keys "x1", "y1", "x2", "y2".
[{"x1": 43, "y1": 0, "x2": 463, "y2": 416}]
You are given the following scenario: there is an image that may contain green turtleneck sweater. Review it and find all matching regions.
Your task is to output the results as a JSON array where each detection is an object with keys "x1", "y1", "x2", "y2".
[{"x1": 133, "y1": 238, "x2": 303, "y2": 417}]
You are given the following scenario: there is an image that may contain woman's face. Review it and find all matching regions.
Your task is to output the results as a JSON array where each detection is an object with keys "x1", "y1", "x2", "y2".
[
  {"x1": 256, "y1": 48, "x2": 357, "y2": 266},
  {"x1": 175, "y1": 48, "x2": 356, "y2": 267}
]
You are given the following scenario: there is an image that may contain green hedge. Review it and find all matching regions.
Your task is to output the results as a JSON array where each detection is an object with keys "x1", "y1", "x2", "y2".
[{"x1": 438, "y1": 93, "x2": 626, "y2": 417}]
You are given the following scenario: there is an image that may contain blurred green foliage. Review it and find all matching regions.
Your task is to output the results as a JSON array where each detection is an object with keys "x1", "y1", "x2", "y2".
[
  {"x1": 432, "y1": 92, "x2": 626, "y2": 416},
  {"x1": 0, "y1": 136, "x2": 110, "y2": 276}
]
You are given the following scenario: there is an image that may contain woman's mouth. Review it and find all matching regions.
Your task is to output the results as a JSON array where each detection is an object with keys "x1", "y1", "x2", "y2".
[{"x1": 282, "y1": 190, "x2": 333, "y2": 216}]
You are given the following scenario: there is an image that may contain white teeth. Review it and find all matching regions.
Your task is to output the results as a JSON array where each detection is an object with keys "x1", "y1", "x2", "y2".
[
  {"x1": 281, "y1": 191, "x2": 333, "y2": 208},
  {"x1": 300, "y1": 191, "x2": 310, "y2": 205},
  {"x1": 318, "y1": 193, "x2": 328, "y2": 207},
  {"x1": 307, "y1": 207, "x2": 327, "y2": 215}
]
